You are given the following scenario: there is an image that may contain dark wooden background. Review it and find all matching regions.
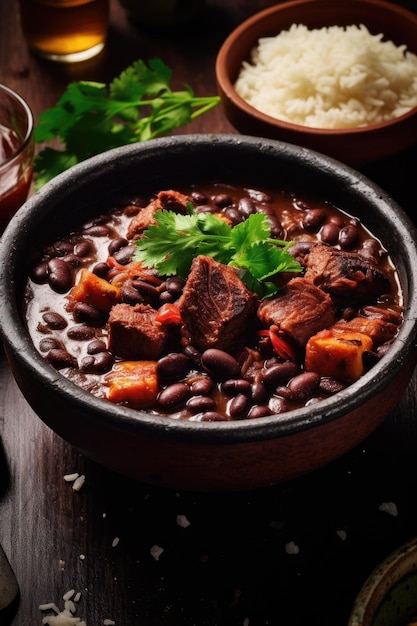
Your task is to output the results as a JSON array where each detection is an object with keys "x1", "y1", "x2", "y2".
[{"x1": 1, "y1": 1, "x2": 417, "y2": 624}]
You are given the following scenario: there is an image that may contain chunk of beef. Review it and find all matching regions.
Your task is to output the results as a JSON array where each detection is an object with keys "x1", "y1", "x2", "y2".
[
  {"x1": 126, "y1": 189, "x2": 190, "y2": 240},
  {"x1": 332, "y1": 307, "x2": 401, "y2": 347},
  {"x1": 304, "y1": 243, "x2": 391, "y2": 307},
  {"x1": 178, "y1": 256, "x2": 258, "y2": 354},
  {"x1": 257, "y1": 276, "x2": 335, "y2": 349},
  {"x1": 108, "y1": 303, "x2": 167, "y2": 359}
]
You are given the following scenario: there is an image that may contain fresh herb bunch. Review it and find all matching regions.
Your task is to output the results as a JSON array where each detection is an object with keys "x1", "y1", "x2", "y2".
[
  {"x1": 34, "y1": 58, "x2": 220, "y2": 188},
  {"x1": 134, "y1": 206, "x2": 302, "y2": 298}
]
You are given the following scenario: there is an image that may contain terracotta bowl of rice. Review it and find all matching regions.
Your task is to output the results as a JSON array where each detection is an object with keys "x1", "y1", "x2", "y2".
[
  {"x1": 215, "y1": 0, "x2": 417, "y2": 166},
  {"x1": 1, "y1": 135, "x2": 417, "y2": 491}
]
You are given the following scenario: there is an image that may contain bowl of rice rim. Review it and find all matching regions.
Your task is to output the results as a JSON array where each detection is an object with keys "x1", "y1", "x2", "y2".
[{"x1": 215, "y1": 0, "x2": 417, "y2": 165}]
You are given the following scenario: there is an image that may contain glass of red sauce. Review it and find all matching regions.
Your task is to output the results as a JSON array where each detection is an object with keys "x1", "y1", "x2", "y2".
[{"x1": 0, "y1": 84, "x2": 34, "y2": 234}]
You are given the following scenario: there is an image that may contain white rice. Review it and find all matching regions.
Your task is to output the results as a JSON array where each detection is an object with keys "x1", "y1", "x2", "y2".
[{"x1": 234, "y1": 23, "x2": 417, "y2": 128}]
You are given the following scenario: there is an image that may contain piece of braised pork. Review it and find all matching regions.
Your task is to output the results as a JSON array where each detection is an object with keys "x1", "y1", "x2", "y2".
[
  {"x1": 126, "y1": 189, "x2": 190, "y2": 240},
  {"x1": 304, "y1": 243, "x2": 391, "y2": 307},
  {"x1": 178, "y1": 255, "x2": 258, "y2": 354},
  {"x1": 257, "y1": 276, "x2": 336, "y2": 349},
  {"x1": 108, "y1": 303, "x2": 168, "y2": 360}
]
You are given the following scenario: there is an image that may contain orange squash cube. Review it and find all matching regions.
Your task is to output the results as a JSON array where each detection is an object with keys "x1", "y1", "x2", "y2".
[
  {"x1": 69, "y1": 268, "x2": 120, "y2": 312},
  {"x1": 305, "y1": 329, "x2": 373, "y2": 383},
  {"x1": 105, "y1": 360, "x2": 159, "y2": 408}
]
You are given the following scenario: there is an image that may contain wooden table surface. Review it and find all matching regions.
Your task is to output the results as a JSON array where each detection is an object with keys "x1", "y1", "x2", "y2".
[{"x1": 2, "y1": 1, "x2": 417, "y2": 625}]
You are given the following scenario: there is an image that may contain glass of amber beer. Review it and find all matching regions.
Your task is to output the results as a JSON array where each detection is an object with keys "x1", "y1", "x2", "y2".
[
  {"x1": 19, "y1": 0, "x2": 109, "y2": 63},
  {"x1": 0, "y1": 84, "x2": 34, "y2": 234}
]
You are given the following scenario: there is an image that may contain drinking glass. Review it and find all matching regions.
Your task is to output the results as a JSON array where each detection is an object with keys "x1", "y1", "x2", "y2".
[
  {"x1": 0, "y1": 84, "x2": 34, "y2": 234},
  {"x1": 19, "y1": 0, "x2": 110, "y2": 63}
]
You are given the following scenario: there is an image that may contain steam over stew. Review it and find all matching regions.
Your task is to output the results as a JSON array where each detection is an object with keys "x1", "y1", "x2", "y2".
[{"x1": 24, "y1": 183, "x2": 403, "y2": 421}]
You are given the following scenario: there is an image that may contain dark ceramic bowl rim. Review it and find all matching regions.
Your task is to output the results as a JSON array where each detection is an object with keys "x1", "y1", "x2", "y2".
[
  {"x1": 348, "y1": 535, "x2": 417, "y2": 626},
  {"x1": 1, "y1": 134, "x2": 417, "y2": 445},
  {"x1": 215, "y1": 0, "x2": 417, "y2": 136}
]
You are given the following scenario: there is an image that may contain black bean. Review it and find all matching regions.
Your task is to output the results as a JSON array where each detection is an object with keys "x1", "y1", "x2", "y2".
[
  {"x1": 61, "y1": 254, "x2": 80, "y2": 268},
  {"x1": 183, "y1": 344, "x2": 202, "y2": 367},
  {"x1": 201, "y1": 349, "x2": 241, "y2": 380},
  {"x1": 266, "y1": 215, "x2": 284, "y2": 238},
  {"x1": 46, "y1": 348, "x2": 77, "y2": 369},
  {"x1": 363, "y1": 350, "x2": 380, "y2": 370},
  {"x1": 268, "y1": 396, "x2": 290, "y2": 413},
  {"x1": 248, "y1": 405, "x2": 271, "y2": 418},
  {"x1": 320, "y1": 222, "x2": 340, "y2": 245},
  {"x1": 157, "y1": 353, "x2": 191, "y2": 380},
  {"x1": 362, "y1": 238, "x2": 381, "y2": 257},
  {"x1": 222, "y1": 379, "x2": 251, "y2": 395},
  {"x1": 83, "y1": 224, "x2": 112, "y2": 237},
  {"x1": 190, "y1": 376, "x2": 213, "y2": 395},
  {"x1": 199, "y1": 411, "x2": 230, "y2": 422},
  {"x1": 223, "y1": 206, "x2": 241, "y2": 225},
  {"x1": 112, "y1": 245, "x2": 134, "y2": 265},
  {"x1": 186, "y1": 396, "x2": 216, "y2": 413},
  {"x1": 238, "y1": 197, "x2": 256, "y2": 217},
  {"x1": 263, "y1": 362, "x2": 299, "y2": 387},
  {"x1": 39, "y1": 337, "x2": 62, "y2": 352},
  {"x1": 120, "y1": 285, "x2": 144, "y2": 305},
  {"x1": 131, "y1": 279, "x2": 159, "y2": 299},
  {"x1": 74, "y1": 240, "x2": 94, "y2": 257},
  {"x1": 108, "y1": 237, "x2": 128, "y2": 256},
  {"x1": 74, "y1": 301, "x2": 107, "y2": 325},
  {"x1": 339, "y1": 224, "x2": 359, "y2": 249},
  {"x1": 52, "y1": 241, "x2": 73, "y2": 256},
  {"x1": 92, "y1": 262, "x2": 110, "y2": 278},
  {"x1": 247, "y1": 188, "x2": 272, "y2": 203},
  {"x1": 42, "y1": 311, "x2": 68, "y2": 330},
  {"x1": 67, "y1": 324, "x2": 95, "y2": 341},
  {"x1": 287, "y1": 372, "x2": 320, "y2": 400},
  {"x1": 250, "y1": 381, "x2": 268, "y2": 404},
  {"x1": 31, "y1": 261, "x2": 49, "y2": 284},
  {"x1": 288, "y1": 241, "x2": 314, "y2": 259},
  {"x1": 319, "y1": 377, "x2": 346, "y2": 395},
  {"x1": 228, "y1": 393, "x2": 249, "y2": 418},
  {"x1": 47, "y1": 258, "x2": 72, "y2": 293},
  {"x1": 213, "y1": 193, "x2": 233, "y2": 208},
  {"x1": 190, "y1": 191, "x2": 209, "y2": 205},
  {"x1": 80, "y1": 351, "x2": 114, "y2": 373},
  {"x1": 157, "y1": 382, "x2": 190, "y2": 409},
  {"x1": 165, "y1": 276, "x2": 185, "y2": 296},
  {"x1": 87, "y1": 339, "x2": 107, "y2": 354},
  {"x1": 158, "y1": 291, "x2": 174, "y2": 304},
  {"x1": 302, "y1": 208, "x2": 326, "y2": 231}
]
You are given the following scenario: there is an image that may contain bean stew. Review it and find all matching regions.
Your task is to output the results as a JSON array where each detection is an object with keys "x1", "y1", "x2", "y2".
[{"x1": 24, "y1": 182, "x2": 403, "y2": 421}]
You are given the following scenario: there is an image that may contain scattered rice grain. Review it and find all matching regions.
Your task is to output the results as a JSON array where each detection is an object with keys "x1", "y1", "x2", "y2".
[
  {"x1": 379, "y1": 501, "x2": 398, "y2": 516},
  {"x1": 72, "y1": 475, "x2": 86, "y2": 491},
  {"x1": 63, "y1": 473, "x2": 79, "y2": 483},
  {"x1": 150, "y1": 544, "x2": 164, "y2": 560},
  {"x1": 176, "y1": 514, "x2": 190, "y2": 528},
  {"x1": 285, "y1": 541, "x2": 300, "y2": 555}
]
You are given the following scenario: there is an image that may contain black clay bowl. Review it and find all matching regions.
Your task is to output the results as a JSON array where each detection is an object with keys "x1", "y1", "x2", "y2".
[{"x1": 1, "y1": 135, "x2": 417, "y2": 491}]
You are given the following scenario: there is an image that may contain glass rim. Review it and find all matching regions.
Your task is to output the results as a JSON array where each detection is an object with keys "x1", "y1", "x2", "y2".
[{"x1": 0, "y1": 83, "x2": 34, "y2": 172}]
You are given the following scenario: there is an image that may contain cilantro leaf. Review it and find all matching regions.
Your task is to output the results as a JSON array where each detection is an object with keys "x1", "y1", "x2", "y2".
[
  {"x1": 134, "y1": 208, "x2": 303, "y2": 297},
  {"x1": 34, "y1": 58, "x2": 220, "y2": 189}
]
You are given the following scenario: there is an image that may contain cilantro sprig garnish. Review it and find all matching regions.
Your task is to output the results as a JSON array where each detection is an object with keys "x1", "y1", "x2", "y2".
[
  {"x1": 34, "y1": 58, "x2": 220, "y2": 188},
  {"x1": 134, "y1": 206, "x2": 302, "y2": 298}
]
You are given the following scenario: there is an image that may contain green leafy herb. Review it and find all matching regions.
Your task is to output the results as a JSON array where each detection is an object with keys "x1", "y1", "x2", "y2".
[
  {"x1": 34, "y1": 58, "x2": 220, "y2": 188},
  {"x1": 134, "y1": 206, "x2": 302, "y2": 298}
]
